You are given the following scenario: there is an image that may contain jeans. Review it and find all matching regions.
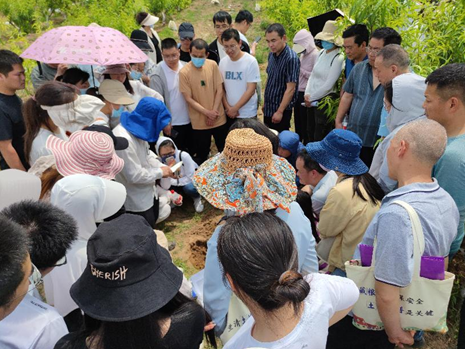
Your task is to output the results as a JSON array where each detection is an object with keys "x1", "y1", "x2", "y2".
[
  {"x1": 331, "y1": 268, "x2": 347, "y2": 277},
  {"x1": 182, "y1": 182, "x2": 200, "y2": 199}
]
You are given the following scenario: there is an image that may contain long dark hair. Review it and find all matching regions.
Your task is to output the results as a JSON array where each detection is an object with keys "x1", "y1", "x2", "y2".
[
  {"x1": 103, "y1": 74, "x2": 134, "y2": 95},
  {"x1": 296, "y1": 190, "x2": 319, "y2": 242},
  {"x1": 218, "y1": 212, "x2": 310, "y2": 315},
  {"x1": 340, "y1": 173, "x2": 384, "y2": 205},
  {"x1": 23, "y1": 81, "x2": 77, "y2": 163},
  {"x1": 67, "y1": 292, "x2": 216, "y2": 349}
]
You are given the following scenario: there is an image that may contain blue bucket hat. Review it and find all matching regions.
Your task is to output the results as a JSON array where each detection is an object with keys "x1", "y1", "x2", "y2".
[
  {"x1": 121, "y1": 97, "x2": 171, "y2": 143},
  {"x1": 305, "y1": 129, "x2": 368, "y2": 175}
]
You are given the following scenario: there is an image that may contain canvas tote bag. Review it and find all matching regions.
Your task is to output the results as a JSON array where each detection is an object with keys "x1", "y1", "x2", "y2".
[
  {"x1": 345, "y1": 200, "x2": 455, "y2": 333},
  {"x1": 219, "y1": 293, "x2": 251, "y2": 344}
]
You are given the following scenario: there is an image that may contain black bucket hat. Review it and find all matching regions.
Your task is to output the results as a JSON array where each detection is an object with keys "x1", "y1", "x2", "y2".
[
  {"x1": 70, "y1": 214, "x2": 183, "y2": 322},
  {"x1": 83, "y1": 125, "x2": 129, "y2": 151},
  {"x1": 130, "y1": 30, "x2": 153, "y2": 52}
]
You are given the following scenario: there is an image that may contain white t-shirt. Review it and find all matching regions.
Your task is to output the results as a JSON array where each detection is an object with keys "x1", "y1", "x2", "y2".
[
  {"x1": 217, "y1": 41, "x2": 228, "y2": 61},
  {"x1": 30, "y1": 128, "x2": 67, "y2": 166},
  {"x1": 239, "y1": 32, "x2": 249, "y2": 45},
  {"x1": 224, "y1": 274, "x2": 359, "y2": 349},
  {"x1": 219, "y1": 53, "x2": 260, "y2": 118},
  {"x1": 161, "y1": 61, "x2": 191, "y2": 126},
  {"x1": 0, "y1": 294, "x2": 68, "y2": 349}
]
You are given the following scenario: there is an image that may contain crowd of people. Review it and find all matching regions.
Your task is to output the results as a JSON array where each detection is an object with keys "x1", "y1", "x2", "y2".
[{"x1": 0, "y1": 7, "x2": 465, "y2": 349}]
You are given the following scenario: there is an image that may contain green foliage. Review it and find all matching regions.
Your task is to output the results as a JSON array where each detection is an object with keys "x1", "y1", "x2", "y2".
[
  {"x1": 260, "y1": 0, "x2": 465, "y2": 74},
  {"x1": 146, "y1": 0, "x2": 191, "y2": 15}
]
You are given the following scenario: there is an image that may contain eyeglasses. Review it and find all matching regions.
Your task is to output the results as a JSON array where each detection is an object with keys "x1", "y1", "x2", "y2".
[
  {"x1": 180, "y1": 37, "x2": 193, "y2": 41},
  {"x1": 53, "y1": 255, "x2": 67, "y2": 267},
  {"x1": 214, "y1": 24, "x2": 230, "y2": 30},
  {"x1": 7, "y1": 263, "x2": 43, "y2": 305},
  {"x1": 162, "y1": 53, "x2": 179, "y2": 61},
  {"x1": 366, "y1": 46, "x2": 382, "y2": 55},
  {"x1": 222, "y1": 44, "x2": 238, "y2": 52}
]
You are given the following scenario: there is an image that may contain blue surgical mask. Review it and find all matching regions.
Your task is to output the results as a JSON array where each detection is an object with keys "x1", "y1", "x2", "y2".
[
  {"x1": 161, "y1": 153, "x2": 175, "y2": 164},
  {"x1": 321, "y1": 40, "x2": 335, "y2": 50},
  {"x1": 148, "y1": 24, "x2": 154, "y2": 28},
  {"x1": 80, "y1": 88, "x2": 88, "y2": 95},
  {"x1": 130, "y1": 70, "x2": 142, "y2": 80},
  {"x1": 111, "y1": 106, "x2": 124, "y2": 118},
  {"x1": 191, "y1": 57, "x2": 206, "y2": 68}
]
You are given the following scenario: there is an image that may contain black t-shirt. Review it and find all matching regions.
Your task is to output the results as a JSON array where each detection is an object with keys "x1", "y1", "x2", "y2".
[
  {"x1": 0, "y1": 93, "x2": 28, "y2": 170},
  {"x1": 54, "y1": 301, "x2": 206, "y2": 349},
  {"x1": 179, "y1": 49, "x2": 191, "y2": 63}
]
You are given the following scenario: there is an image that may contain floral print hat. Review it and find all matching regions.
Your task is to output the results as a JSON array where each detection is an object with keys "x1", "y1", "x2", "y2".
[{"x1": 193, "y1": 128, "x2": 297, "y2": 215}]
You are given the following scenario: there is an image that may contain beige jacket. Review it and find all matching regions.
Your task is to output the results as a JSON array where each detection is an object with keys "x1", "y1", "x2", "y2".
[{"x1": 318, "y1": 176, "x2": 380, "y2": 271}]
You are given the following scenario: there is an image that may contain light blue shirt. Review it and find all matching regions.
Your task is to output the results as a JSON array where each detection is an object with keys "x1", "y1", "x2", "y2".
[
  {"x1": 433, "y1": 134, "x2": 465, "y2": 256},
  {"x1": 203, "y1": 202, "x2": 318, "y2": 335},
  {"x1": 355, "y1": 180, "x2": 458, "y2": 287},
  {"x1": 312, "y1": 170, "x2": 338, "y2": 214}
]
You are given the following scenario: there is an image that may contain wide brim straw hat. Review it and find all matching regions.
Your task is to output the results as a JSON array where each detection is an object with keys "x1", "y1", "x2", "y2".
[
  {"x1": 305, "y1": 129, "x2": 368, "y2": 176},
  {"x1": 99, "y1": 80, "x2": 135, "y2": 106},
  {"x1": 314, "y1": 20, "x2": 343, "y2": 47},
  {"x1": 46, "y1": 130, "x2": 124, "y2": 180},
  {"x1": 193, "y1": 128, "x2": 297, "y2": 215}
]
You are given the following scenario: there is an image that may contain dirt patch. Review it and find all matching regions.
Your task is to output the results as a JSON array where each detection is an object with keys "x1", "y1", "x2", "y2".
[{"x1": 190, "y1": 238, "x2": 208, "y2": 269}]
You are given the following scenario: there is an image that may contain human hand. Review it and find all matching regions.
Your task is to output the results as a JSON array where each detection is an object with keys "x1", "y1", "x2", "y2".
[
  {"x1": 163, "y1": 123, "x2": 172, "y2": 136},
  {"x1": 304, "y1": 94, "x2": 311, "y2": 107},
  {"x1": 272, "y1": 110, "x2": 283, "y2": 124},
  {"x1": 335, "y1": 120, "x2": 343, "y2": 129},
  {"x1": 161, "y1": 166, "x2": 175, "y2": 178},
  {"x1": 56, "y1": 64, "x2": 69, "y2": 77},
  {"x1": 387, "y1": 330, "x2": 414, "y2": 348},
  {"x1": 204, "y1": 109, "x2": 219, "y2": 120},
  {"x1": 226, "y1": 106, "x2": 239, "y2": 118},
  {"x1": 204, "y1": 321, "x2": 216, "y2": 332}
]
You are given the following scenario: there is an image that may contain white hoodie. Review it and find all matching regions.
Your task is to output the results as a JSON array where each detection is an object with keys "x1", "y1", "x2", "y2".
[{"x1": 155, "y1": 136, "x2": 198, "y2": 187}]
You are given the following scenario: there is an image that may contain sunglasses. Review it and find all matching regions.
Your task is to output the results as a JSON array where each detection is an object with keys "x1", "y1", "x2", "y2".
[{"x1": 180, "y1": 37, "x2": 193, "y2": 41}]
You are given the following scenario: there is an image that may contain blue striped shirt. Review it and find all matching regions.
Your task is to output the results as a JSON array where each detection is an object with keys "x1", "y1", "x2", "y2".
[
  {"x1": 344, "y1": 61, "x2": 384, "y2": 147},
  {"x1": 264, "y1": 45, "x2": 300, "y2": 117}
]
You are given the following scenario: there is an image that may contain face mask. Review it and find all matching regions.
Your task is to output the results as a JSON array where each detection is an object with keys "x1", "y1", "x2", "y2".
[
  {"x1": 111, "y1": 106, "x2": 124, "y2": 119},
  {"x1": 321, "y1": 41, "x2": 335, "y2": 50},
  {"x1": 28, "y1": 264, "x2": 42, "y2": 293},
  {"x1": 191, "y1": 57, "x2": 206, "y2": 68},
  {"x1": 80, "y1": 88, "x2": 88, "y2": 95},
  {"x1": 42, "y1": 95, "x2": 105, "y2": 134},
  {"x1": 148, "y1": 24, "x2": 154, "y2": 28},
  {"x1": 130, "y1": 70, "x2": 142, "y2": 80},
  {"x1": 161, "y1": 154, "x2": 175, "y2": 164}
]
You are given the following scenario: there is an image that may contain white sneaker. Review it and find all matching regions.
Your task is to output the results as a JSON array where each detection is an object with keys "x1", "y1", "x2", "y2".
[{"x1": 194, "y1": 197, "x2": 204, "y2": 213}]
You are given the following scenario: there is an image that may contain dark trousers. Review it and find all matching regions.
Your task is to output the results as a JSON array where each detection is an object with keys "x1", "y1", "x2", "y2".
[
  {"x1": 458, "y1": 298, "x2": 465, "y2": 348},
  {"x1": 164, "y1": 123, "x2": 193, "y2": 154},
  {"x1": 326, "y1": 315, "x2": 394, "y2": 349},
  {"x1": 127, "y1": 197, "x2": 160, "y2": 229},
  {"x1": 294, "y1": 92, "x2": 309, "y2": 143},
  {"x1": 307, "y1": 95, "x2": 336, "y2": 142},
  {"x1": 192, "y1": 123, "x2": 228, "y2": 165},
  {"x1": 360, "y1": 146, "x2": 376, "y2": 168},
  {"x1": 264, "y1": 109, "x2": 292, "y2": 133}
]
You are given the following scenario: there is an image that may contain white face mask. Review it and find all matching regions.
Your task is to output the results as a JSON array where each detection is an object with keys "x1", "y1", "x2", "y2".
[{"x1": 41, "y1": 95, "x2": 105, "y2": 134}]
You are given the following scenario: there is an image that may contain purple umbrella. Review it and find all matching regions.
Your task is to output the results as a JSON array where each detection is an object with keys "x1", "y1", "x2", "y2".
[{"x1": 21, "y1": 25, "x2": 147, "y2": 65}]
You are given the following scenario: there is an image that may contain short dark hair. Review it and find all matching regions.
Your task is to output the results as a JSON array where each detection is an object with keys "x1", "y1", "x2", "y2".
[
  {"x1": 266, "y1": 23, "x2": 286, "y2": 38},
  {"x1": 218, "y1": 212, "x2": 310, "y2": 314},
  {"x1": 235, "y1": 9, "x2": 253, "y2": 24},
  {"x1": 297, "y1": 148, "x2": 326, "y2": 174},
  {"x1": 1, "y1": 200, "x2": 78, "y2": 270},
  {"x1": 190, "y1": 38, "x2": 209, "y2": 53},
  {"x1": 342, "y1": 24, "x2": 369, "y2": 46},
  {"x1": 370, "y1": 27, "x2": 402, "y2": 46},
  {"x1": 57, "y1": 68, "x2": 89, "y2": 86},
  {"x1": 0, "y1": 215, "x2": 29, "y2": 308},
  {"x1": 161, "y1": 38, "x2": 178, "y2": 51},
  {"x1": 0, "y1": 50, "x2": 23, "y2": 76},
  {"x1": 221, "y1": 28, "x2": 240, "y2": 43},
  {"x1": 213, "y1": 11, "x2": 232, "y2": 25},
  {"x1": 158, "y1": 139, "x2": 175, "y2": 151},
  {"x1": 426, "y1": 63, "x2": 465, "y2": 104}
]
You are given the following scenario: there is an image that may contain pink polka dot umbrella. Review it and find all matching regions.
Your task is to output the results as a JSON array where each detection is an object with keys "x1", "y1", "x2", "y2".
[{"x1": 21, "y1": 25, "x2": 148, "y2": 65}]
